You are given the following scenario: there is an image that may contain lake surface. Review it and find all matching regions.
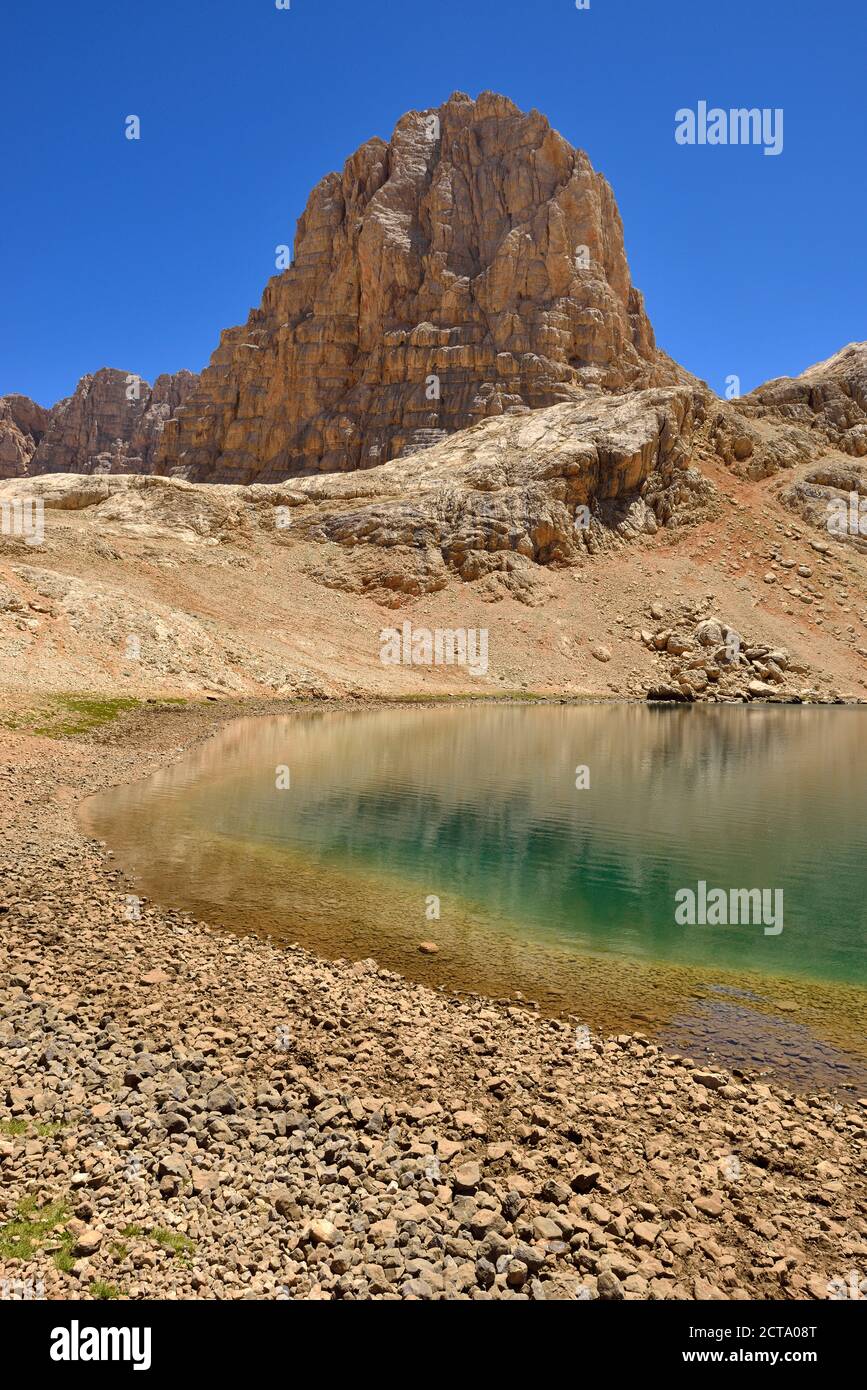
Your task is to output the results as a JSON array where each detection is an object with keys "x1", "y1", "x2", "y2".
[{"x1": 81, "y1": 705, "x2": 867, "y2": 1092}]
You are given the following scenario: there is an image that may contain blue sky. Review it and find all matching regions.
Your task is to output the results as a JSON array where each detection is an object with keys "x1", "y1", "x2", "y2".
[{"x1": 1, "y1": 0, "x2": 863, "y2": 407}]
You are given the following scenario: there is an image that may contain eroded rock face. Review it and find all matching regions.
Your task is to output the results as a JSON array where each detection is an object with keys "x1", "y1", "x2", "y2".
[
  {"x1": 777, "y1": 461, "x2": 867, "y2": 552},
  {"x1": 4, "y1": 387, "x2": 717, "y2": 607},
  {"x1": 740, "y1": 342, "x2": 867, "y2": 459},
  {"x1": 0, "y1": 395, "x2": 50, "y2": 478},
  {"x1": 157, "y1": 91, "x2": 679, "y2": 484},
  {"x1": 293, "y1": 385, "x2": 717, "y2": 601},
  {"x1": 27, "y1": 368, "x2": 200, "y2": 476}
]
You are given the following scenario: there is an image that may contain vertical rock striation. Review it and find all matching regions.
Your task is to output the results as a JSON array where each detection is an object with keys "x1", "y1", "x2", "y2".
[
  {"x1": 157, "y1": 91, "x2": 678, "y2": 484},
  {"x1": 1, "y1": 370, "x2": 199, "y2": 478},
  {"x1": 0, "y1": 395, "x2": 50, "y2": 478}
]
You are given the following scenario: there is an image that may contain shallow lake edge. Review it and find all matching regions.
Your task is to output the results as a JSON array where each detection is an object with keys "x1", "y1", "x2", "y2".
[{"x1": 70, "y1": 693, "x2": 867, "y2": 1097}]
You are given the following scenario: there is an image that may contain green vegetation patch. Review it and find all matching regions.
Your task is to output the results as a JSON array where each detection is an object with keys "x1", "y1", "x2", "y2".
[
  {"x1": 120, "y1": 1224, "x2": 195, "y2": 1261},
  {"x1": 151, "y1": 1227, "x2": 195, "y2": 1257},
  {"x1": 90, "y1": 1281, "x2": 122, "y2": 1300},
  {"x1": 0, "y1": 1118, "x2": 62, "y2": 1139},
  {"x1": 32, "y1": 695, "x2": 141, "y2": 737},
  {"x1": 0, "y1": 1196, "x2": 71, "y2": 1267}
]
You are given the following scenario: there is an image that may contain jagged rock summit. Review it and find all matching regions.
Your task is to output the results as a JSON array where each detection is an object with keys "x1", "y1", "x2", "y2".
[
  {"x1": 743, "y1": 341, "x2": 867, "y2": 458},
  {"x1": 0, "y1": 394, "x2": 50, "y2": 478},
  {"x1": 157, "y1": 91, "x2": 680, "y2": 484},
  {"x1": 0, "y1": 368, "x2": 199, "y2": 480}
]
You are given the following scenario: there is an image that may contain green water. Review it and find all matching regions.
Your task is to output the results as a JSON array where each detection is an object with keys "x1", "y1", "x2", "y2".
[{"x1": 82, "y1": 705, "x2": 867, "y2": 1090}]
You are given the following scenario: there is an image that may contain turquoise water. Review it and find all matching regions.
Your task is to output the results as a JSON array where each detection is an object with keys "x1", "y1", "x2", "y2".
[
  {"x1": 91, "y1": 705, "x2": 867, "y2": 981},
  {"x1": 81, "y1": 705, "x2": 867, "y2": 1087}
]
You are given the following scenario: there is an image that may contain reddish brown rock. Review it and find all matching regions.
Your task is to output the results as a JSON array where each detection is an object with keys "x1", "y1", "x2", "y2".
[
  {"x1": 0, "y1": 394, "x2": 50, "y2": 478},
  {"x1": 31, "y1": 368, "x2": 199, "y2": 476},
  {"x1": 157, "y1": 91, "x2": 681, "y2": 485}
]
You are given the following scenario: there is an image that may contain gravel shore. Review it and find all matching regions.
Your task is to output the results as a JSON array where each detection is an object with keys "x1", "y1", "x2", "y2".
[{"x1": 1, "y1": 700, "x2": 865, "y2": 1301}]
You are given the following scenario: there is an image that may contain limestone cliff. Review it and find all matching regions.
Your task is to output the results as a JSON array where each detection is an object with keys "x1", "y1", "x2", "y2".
[
  {"x1": 741, "y1": 342, "x2": 867, "y2": 458},
  {"x1": 157, "y1": 91, "x2": 679, "y2": 484},
  {"x1": 0, "y1": 395, "x2": 50, "y2": 478},
  {"x1": 1, "y1": 370, "x2": 198, "y2": 479},
  {"x1": 28, "y1": 368, "x2": 200, "y2": 476}
]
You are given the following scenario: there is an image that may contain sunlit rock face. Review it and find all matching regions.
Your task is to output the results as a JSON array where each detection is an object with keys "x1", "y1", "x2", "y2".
[
  {"x1": 157, "y1": 91, "x2": 679, "y2": 484},
  {"x1": 740, "y1": 342, "x2": 867, "y2": 460},
  {"x1": 0, "y1": 395, "x2": 50, "y2": 478},
  {"x1": 25, "y1": 369, "x2": 200, "y2": 476}
]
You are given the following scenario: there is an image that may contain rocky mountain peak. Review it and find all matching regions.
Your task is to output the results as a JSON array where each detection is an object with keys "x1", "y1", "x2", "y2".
[
  {"x1": 156, "y1": 92, "x2": 677, "y2": 484},
  {"x1": 0, "y1": 368, "x2": 200, "y2": 479}
]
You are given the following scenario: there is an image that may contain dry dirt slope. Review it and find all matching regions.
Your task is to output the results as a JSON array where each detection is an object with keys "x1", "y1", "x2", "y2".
[{"x1": 1, "y1": 373, "x2": 866, "y2": 707}]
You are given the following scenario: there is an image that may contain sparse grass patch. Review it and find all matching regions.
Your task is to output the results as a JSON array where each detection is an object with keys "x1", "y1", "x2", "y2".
[
  {"x1": 35, "y1": 1121, "x2": 63, "y2": 1138},
  {"x1": 0, "y1": 1118, "x2": 62, "y2": 1140},
  {"x1": 90, "y1": 1281, "x2": 122, "y2": 1300},
  {"x1": 33, "y1": 695, "x2": 141, "y2": 737},
  {"x1": 0, "y1": 702, "x2": 47, "y2": 732},
  {"x1": 53, "y1": 1232, "x2": 76, "y2": 1273},
  {"x1": 119, "y1": 1224, "x2": 195, "y2": 1263},
  {"x1": 151, "y1": 1228, "x2": 195, "y2": 1258},
  {"x1": 2, "y1": 692, "x2": 191, "y2": 736},
  {"x1": 0, "y1": 1197, "x2": 69, "y2": 1263}
]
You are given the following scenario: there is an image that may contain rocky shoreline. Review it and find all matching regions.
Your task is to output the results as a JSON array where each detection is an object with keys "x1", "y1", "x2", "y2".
[{"x1": 1, "y1": 699, "x2": 865, "y2": 1301}]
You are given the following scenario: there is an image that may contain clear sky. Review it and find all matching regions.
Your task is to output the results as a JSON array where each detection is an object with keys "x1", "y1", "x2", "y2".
[{"x1": 1, "y1": 0, "x2": 864, "y2": 407}]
